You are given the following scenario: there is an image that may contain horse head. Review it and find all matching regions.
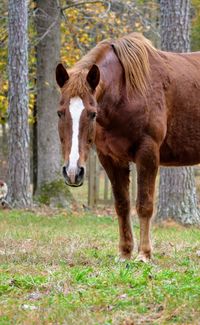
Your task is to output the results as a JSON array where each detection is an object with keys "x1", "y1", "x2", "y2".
[{"x1": 56, "y1": 63, "x2": 100, "y2": 187}]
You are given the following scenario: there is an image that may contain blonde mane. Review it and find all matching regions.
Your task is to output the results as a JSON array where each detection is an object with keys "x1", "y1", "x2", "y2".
[
  {"x1": 111, "y1": 33, "x2": 157, "y2": 96},
  {"x1": 65, "y1": 33, "x2": 157, "y2": 97}
]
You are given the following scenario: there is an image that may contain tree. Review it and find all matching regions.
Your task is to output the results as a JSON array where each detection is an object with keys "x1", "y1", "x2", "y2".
[
  {"x1": 191, "y1": 0, "x2": 200, "y2": 51},
  {"x1": 35, "y1": 0, "x2": 61, "y2": 191},
  {"x1": 7, "y1": 0, "x2": 31, "y2": 207},
  {"x1": 156, "y1": 0, "x2": 200, "y2": 224}
]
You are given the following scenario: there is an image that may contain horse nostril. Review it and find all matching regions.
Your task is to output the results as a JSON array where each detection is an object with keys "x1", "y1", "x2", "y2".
[
  {"x1": 75, "y1": 166, "x2": 84, "y2": 185},
  {"x1": 78, "y1": 167, "x2": 84, "y2": 178},
  {"x1": 62, "y1": 165, "x2": 68, "y2": 178}
]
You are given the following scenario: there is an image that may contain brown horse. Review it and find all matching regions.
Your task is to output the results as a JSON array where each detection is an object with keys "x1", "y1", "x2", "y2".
[{"x1": 56, "y1": 33, "x2": 200, "y2": 262}]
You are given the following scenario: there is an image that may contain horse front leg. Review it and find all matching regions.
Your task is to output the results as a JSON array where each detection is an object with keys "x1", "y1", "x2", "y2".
[
  {"x1": 136, "y1": 140, "x2": 159, "y2": 262},
  {"x1": 98, "y1": 153, "x2": 133, "y2": 259}
]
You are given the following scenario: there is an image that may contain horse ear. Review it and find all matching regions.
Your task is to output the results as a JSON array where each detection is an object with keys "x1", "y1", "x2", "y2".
[
  {"x1": 87, "y1": 64, "x2": 100, "y2": 91},
  {"x1": 56, "y1": 63, "x2": 69, "y2": 88}
]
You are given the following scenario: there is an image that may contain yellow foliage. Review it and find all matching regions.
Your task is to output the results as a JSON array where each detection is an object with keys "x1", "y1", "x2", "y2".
[{"x1": 1, "y1": 0, "x2": 199, "y2": 122}]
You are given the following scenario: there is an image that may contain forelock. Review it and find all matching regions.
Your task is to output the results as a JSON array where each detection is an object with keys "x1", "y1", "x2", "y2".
[{"x1": 62, "y1": 69, "x2": 90, "y2": 99}]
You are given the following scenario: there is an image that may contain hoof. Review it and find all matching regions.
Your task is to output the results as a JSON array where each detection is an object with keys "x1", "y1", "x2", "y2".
[
  {"x1": 135, "y1": 253, "x2": 151, "y2": 263},
  {"x1": 115, "y1": 255, "x2": 132, "y2": 263},
  {"x1": 115, "y1": 256, "x2": 126, "y2": 263}
]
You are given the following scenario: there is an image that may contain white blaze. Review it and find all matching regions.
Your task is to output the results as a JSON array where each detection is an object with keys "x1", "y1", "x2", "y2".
[{"x1": 68, "y1": 97, "x2": 84, "y2": 181}]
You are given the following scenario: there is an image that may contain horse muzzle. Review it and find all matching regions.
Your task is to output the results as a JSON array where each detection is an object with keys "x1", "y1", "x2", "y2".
[{"x1": 62, "y1": 164, "x2": 85, "y2": 187}]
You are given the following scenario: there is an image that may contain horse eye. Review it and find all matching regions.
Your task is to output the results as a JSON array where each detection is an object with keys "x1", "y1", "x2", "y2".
[
  {"x1": 90, "y1": 112, "x2": 96, "y2": 119},
  {"x1": 57, "y1": 111, "x2": 64, "y2": 118}
]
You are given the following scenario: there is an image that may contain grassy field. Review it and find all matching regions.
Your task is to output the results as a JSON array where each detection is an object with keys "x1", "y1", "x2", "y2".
[{"x1": 0, "y1": 209, "x2": 200, "y2": 325}]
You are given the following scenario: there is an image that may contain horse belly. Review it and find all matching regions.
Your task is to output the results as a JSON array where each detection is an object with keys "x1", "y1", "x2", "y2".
[
  {"x1": 160, "y1": 121, "x2": 200, "y2": 166},
  {"x1": 160, "y1": 52, "x2": 200, "y2": 166}
]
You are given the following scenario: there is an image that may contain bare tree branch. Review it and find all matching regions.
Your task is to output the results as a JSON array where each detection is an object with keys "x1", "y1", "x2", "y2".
[
  {"x1": 33, "y1": 10, "x2": 60, "y2": 46},
  {"x1": 61, "y1": 1, "x2": 110, "y2": 11}
]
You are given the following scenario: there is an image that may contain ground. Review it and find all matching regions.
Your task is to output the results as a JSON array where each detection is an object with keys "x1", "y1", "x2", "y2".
[{"x1": 0, "y1": 208, "x2": 200, "y2": 325}]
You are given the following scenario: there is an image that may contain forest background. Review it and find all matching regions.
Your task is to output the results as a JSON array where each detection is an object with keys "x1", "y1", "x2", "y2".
[
  {"x1": 0, "y1": 2, "x2": 200, "y2": 323},
  {"x1": 0, "y1": 0, "x2": 200, "y2": 213}
]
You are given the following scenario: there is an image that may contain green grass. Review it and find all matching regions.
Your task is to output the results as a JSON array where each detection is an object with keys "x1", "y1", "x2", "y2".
[{"x1": 0, "y1": 210, "x2": 200, "y2": 324}]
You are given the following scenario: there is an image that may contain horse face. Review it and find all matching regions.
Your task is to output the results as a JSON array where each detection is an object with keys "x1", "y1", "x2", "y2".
[
  {"x1": 56, "y1": 64, "x2": 99, "y2": 187},
  {"x1": 57, "y1": 96, "x2": 97, "y2": 187}
]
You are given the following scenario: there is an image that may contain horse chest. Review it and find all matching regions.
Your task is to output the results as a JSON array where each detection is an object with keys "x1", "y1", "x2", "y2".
[{"x1": 96, "y1": 128, "x2": 134, "y2": 162}]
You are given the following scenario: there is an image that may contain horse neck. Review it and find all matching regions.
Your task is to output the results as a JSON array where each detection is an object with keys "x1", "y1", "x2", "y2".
[{"x1": 95, "y1": 48, "x2": 124, "y2": 105}]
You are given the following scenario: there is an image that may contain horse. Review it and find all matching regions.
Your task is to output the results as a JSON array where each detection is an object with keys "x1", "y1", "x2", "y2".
[{"x1": 55, "y1": 33, "x2": 200, "y2": 262}]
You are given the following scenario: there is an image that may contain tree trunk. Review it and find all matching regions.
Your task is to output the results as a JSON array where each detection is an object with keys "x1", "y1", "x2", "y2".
[
  {"x1": 35, "y1": 0, "x2": 61, "y2": 190},
  {"x1": 157, "y1": 167, "x2": 200, "y2": 224},
  {"x1": 32, "y1": 93, "x2": 37, "y2": 195},
  {"x1": 160, "y1": 0, "x2": 190, "y2": 52},
  {"x1": 7, "y1": 0, "x2": 31, "y2": 207},
  {"x1": 156, "y1": 0, "x2": 200, "y2": 224}
]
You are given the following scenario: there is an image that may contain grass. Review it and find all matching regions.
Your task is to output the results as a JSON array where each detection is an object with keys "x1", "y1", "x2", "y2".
[{"x1": 0, "y1": 209, "x2": 200, "y2": 324}]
